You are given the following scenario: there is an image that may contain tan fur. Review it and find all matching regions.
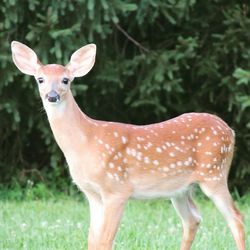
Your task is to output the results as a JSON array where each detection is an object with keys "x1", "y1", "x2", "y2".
[{"x1": 11, "y1": 41, "x2": 245, "y2": 250}]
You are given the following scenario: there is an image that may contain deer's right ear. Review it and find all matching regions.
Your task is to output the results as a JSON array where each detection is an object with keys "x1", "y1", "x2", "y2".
[
  {"x1": 66, "y1": 44, "x2": 96, "y2": 78},
  {"x1": 11, "y1": 41, "x2": 41, "y2": 76}
]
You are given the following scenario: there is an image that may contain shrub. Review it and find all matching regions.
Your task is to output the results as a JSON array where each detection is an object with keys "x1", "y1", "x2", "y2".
[{"x1": 0, "y1": 0, "x2": 249, "y2": 193}]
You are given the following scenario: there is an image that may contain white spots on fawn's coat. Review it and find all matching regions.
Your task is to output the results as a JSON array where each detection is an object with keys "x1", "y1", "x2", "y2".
[
  {"x1": 137, "y1": 136, "x2": 145, "y2": 142},
  {"x1": 123, "y1": 158, "x2": 128, "y2": 164},
  {"x1": 144, "y1": 142, "x2": 153, "y2": 150},
  {"x1": 169, "y1": 152, "x2": 175, "y2": 157},
  {"x1": 156, "y1": 147, "x2": 162, "y2": 153},
  {"x1": 107, "y1": 172, "x2": 113, "y2": 179},
  {"x1": 163, "y1": 167, "x2": 169, "y2": 172},
  {"x1": 96, "y1": 113, "x2": 233, "y2": 184},
  {"x1": 205, "y1": 151, "x2": 212, "y2": 156},
  {"x1": 144, "y1": 157, "x2": 150, "y2": 164},
  {"x1": 170, "y1": 163, "x2": 176, "y2": 169},
  {"x1": 121, "y1": 136, "x2": 127, "y2": 144},
  {"x1": 177, "y1": 161, "x2": 183, "y2": 166},
  {"x1": 113, "y1": 131, "x2": 119, "y2": 137},
  {"x1": 126, "y1": 148, "x2": 131, "y2": 155},
  {"x1": 109, "y1": 162, "x2": 114, "y2": 168},
  {"x1": 153, "y1": 160, "x2": 159, "y2": 166},
  {"x1": 213, "y1": 130, "x2": 218, "y2": 135}
]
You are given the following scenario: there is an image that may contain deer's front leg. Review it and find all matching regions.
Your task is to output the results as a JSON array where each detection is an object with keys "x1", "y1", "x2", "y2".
[
  {"x1": 98, "y1": 196, "x2": 127, "y2": 250},
  {"x1": 85, "y1": 192, "x2": 103, "y2": 250},
  {"x1": 86, "y1": 192, "x2": 127, "y2": 250}
]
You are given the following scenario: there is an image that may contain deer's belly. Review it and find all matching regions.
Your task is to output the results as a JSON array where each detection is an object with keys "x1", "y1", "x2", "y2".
[
  {"x1": 130, "y1": 175, "x2": 192, "y2": 199},
  {"x1": 131, "y1": 185, "x2": 189, "y2": 199}
]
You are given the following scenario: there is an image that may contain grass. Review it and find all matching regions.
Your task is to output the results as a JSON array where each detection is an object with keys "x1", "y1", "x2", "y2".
[{"x1": 0, "y1": 190, "x2": 249, "y2": 250}]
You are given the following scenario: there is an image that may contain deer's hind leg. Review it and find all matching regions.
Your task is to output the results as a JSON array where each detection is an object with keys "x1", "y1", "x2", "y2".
[
  {"x1": 199, "y1": 181, "x2": 245, "y2": 250},
  {"x1": 171, "y1": 190, "x2": 202, "y2": 250}
]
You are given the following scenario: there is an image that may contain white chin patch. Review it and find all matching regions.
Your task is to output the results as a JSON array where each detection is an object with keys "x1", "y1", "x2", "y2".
[{"x1": 43, "y1": 100, "x2": 66, "y2": 119}]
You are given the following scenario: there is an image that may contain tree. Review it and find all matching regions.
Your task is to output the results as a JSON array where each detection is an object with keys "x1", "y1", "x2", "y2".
[{"x1": 0, "y1": 0, "x2": 249, "y2": 193}]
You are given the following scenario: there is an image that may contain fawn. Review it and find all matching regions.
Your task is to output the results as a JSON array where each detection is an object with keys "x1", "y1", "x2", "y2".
[{"x1": 11, "y1": 41, "x2": 245, "y2": 250}]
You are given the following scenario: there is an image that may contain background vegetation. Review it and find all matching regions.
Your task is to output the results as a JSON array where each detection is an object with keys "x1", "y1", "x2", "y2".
[
  {"x1": 0, "y1": 192, "x2": 250, "y2": 249},
  {"x1": 0, "y1": 0, "x2": 250, "y2": 194}
]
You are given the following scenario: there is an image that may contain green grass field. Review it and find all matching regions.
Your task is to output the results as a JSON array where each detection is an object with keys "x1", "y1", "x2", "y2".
[{"x1": 0, "y1": 191, "x2": 249, "y2": 250}]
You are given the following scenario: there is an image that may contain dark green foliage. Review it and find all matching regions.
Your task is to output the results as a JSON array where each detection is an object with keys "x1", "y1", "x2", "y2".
[{"x1": 0, "y1": 0, "x2": 249, "y2": 193}]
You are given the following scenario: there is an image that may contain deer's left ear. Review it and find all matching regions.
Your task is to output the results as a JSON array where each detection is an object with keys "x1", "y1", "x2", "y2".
[
  {"x1": 11, "y1": 41, "x2": 42, "y2": 76},
  {"x1": 66, "y1": 44, "x2": 96, "y2": 78}
]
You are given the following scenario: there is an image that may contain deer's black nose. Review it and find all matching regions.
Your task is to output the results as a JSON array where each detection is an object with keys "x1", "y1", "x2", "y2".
[{"x1": 46, "y1": 90, "x2": 60, "y2": 103}]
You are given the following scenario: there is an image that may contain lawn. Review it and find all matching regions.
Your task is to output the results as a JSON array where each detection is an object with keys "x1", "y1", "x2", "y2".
[{"x1": 0, "y1": 191, "x2": 249, "y2": 250}]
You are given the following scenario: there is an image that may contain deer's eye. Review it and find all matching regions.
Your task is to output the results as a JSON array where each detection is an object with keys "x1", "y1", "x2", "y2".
[
  {"x1": 37, "y1": 78, "x2": 44, "y2": 84},
  {"x1": 62, "y1": 78, "x2": 69, "y2": 85}
]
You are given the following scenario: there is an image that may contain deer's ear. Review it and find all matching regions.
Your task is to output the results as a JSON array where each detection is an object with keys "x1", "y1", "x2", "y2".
[
  {"x1": 66, "y1": 44, "x2": 96, "y2": 78},
  {"x1": 11, "y1": 41, "x2": 42, "y2": 76}
]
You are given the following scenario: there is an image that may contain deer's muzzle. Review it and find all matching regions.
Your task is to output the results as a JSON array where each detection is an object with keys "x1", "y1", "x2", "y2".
[{"x1": 46, "y1": 90, "x2": 60, "y2": 103}]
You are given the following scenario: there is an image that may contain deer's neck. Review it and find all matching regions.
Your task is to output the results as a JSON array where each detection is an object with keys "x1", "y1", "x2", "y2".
[{"x1": 43, "y1": 91, "x2": 92, "y2": 153}]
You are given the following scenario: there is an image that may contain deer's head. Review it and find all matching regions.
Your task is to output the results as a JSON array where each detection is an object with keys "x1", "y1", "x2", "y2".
[{"x1": 11, "y1": 41, "x2": 96, "y2": 105}]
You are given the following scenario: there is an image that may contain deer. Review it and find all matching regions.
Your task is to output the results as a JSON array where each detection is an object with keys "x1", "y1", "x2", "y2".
[{"x1": 11, "y1": 41, "x2": 245, "y2": 250}]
